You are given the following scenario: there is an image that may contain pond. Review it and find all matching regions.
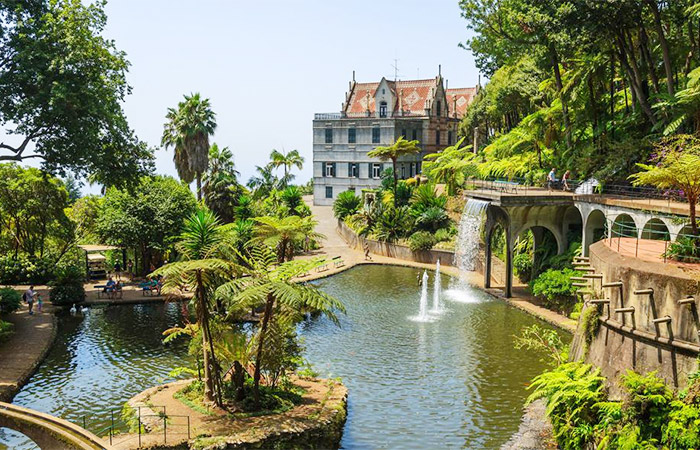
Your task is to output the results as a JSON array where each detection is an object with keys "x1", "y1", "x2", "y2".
[
  {"x1": 303, "y1": 265, "x2": 568, "y2": 449},
  {"x1": 0, "y1": 264, "x2": 567, "y2": 450}
]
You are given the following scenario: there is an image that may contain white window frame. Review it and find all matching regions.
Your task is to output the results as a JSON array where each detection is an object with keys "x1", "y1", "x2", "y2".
[
  {"x1": 372, "y1": 163, "x2": 382, "y2": 179},
  {"x1": 325, "y1": 163, "x2": 334, "y2": 177}
]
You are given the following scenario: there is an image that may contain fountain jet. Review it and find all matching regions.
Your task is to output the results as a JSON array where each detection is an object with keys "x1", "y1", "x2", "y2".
[{"x1": 430, "y1": 259, "x2": 444, "y2": 314}]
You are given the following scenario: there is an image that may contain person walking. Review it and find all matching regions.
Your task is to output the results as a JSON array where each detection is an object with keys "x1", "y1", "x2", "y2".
[
  {"x1": 24, "y1": 286, "x2": 36, "y2": 315},
  {"x1": 363, "y1": 241, "x2": 372, "y2": 261},
  {"x1": 547, "y1": 168, "x2": 557, "y2": 191},
  {"x1": 114, "y1": 261, "x2": 122, "y2": 281},
  {"x1": 562, "y1": 170, "x2": 571, "y2": 191}
]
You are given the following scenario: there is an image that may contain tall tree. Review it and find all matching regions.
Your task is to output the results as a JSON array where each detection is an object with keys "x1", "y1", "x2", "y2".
[
  {"x1": 202, "y1": 143, "x2": 242, "y2": 223},
  {"x1": 0, "y1": 0, "x2": 153, "y2": 187},
  {"x1": 162, "y1": 93, "x2": 217, "y2": 200},
  {"x1": 217, "y1": 246, "x2": 343, "y2": 407},
  {"x1": 253, "y1": 215, "x2": 323, "y2": 263},
  {"x1": 268, "y1": 149, "x2": 304, "y2": 186},
  {"x1": 368, "y1": 137, "x2": 421, "y2": 200}
]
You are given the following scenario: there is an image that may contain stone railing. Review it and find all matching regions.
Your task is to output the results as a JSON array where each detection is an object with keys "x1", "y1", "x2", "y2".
[{"x1": 337, "y1": 219, "x2": 455, "y2": 266}]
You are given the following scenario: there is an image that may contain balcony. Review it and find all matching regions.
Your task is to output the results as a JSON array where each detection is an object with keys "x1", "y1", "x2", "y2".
[{"x1": 314, "y1": 112, "x2": 342, "y2": 120}]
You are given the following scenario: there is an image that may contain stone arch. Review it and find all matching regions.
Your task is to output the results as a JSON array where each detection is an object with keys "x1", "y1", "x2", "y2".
[
  {"x1": 612, "y1": 213, "x2": 639, "y2": 238},
  {"x1": 677, "y1": 224, "x2": 695, "y2": 240},
  {"x1": 562, "y1": 206, "x2": 583, "y2": 248},
  {"x1": 513, "y1": 225, "x2": 561, "y2": 283},
  {"x1": 583, "y1": 209, "x2": 606, "y2": 255},
  {"x1": 513, "y1": 223, "x2": 565, "y2": 255},
  {"x1": 482, "y1": 204, "x2": 511, "y2": 295},
  {"x1": 641, "y1": 218, "x2": 671, "y2": 241}
]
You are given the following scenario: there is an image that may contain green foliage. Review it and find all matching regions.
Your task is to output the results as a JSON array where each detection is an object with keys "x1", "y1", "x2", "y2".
[
  {"x1": 268, "y1": 149, "x2": 304, "y2": 187},
  {"x1": 528, "y1": 362, "x2": 606, "y2": 450},
  {"x1": 0, "y1": 288, "x2": 21, "y2": 314},
  {"x1": 513, "y1": 324, "x2": 567, "y2": 367},
  {"x1": 530, "y1": 268, "x2": 579, "y2": 314},
  {"x1": 97, "y1": 176, "x2": 197, "y2": 275},
  {"x1": 408, "y1": 231, "x2": 437, "y2": 252},
  {"x1": 423, "y1": 138, "x2": 479, "y2": 195},
  {"x1": 0, "y1": 320, "x2": 13, "y2": 342},
  {"x1": 49, "y1": 265, "x2": 85, "y2": 306},
  {"x1": 333, "y1": 191, "x2": 361, "y2": 220},
  {"x1": 375, "y1": 206, "x2": 411, "y2": 243},
  {"x1": 581, "y1": 305, "x2": 601, "y2": 356},
  {"x1": 202, "y1": 143, "x2": 244, "y2": 223},
  {"x1": 513, "y1": 253, "x2": 533, "y2": 282},
  {"x1": 0, "y1": 255, "x2": 55, "y2": 284},
  {"x1": 665, "y1": 237, "x2": 700, "y2": 263},
  {"x1": 0, "y1": 0, "x2": 154, "y2": 186}
]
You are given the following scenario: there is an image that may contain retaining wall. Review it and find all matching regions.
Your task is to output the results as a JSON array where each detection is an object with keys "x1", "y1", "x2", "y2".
[
  {"x1": 336, "y1": 220, "x2": 456, "y2": 266},
  {"x1": 572, "y1": 241, "x2": 700, "y2": 395}
]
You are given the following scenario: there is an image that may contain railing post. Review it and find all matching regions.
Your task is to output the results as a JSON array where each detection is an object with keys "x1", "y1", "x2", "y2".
[
  {"x1": 138, "y1": 415, "x2": 141, "y2": 448},
  {"x1": 187, "y1": 415, "x2": 191, "y2": 440},
  {"x1": 635, "y1": 234, "x2": 639, "y2": 258},
  {"x1": 110, "y1": 411, "x2": 114, "y2": 446},
  {"x1": 163, "y1": 415, "x2": 167, "y2": 444},
  {"x1": 83, "y1": 416, "x2": 86, "y2": 430}
]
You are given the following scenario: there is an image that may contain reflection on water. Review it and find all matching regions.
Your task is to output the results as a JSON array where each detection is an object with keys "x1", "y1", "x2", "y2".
[
  {"x1": 0, "y1": 302, "x2": 191, "y2": 449},
  {"x1": 303, "y1": 265, "x2": 569, "y2": 449},
  {"x1": 0, "y1": 265, "x2": 568, "y2": 450}
]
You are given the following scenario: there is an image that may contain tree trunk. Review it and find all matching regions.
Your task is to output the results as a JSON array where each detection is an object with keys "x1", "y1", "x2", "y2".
[
  {"x1": 196, "y1": 175, "x2": 202, "y2": 201},
  {"x1": 253, "y1": 293, "x2": 275, "y2": 407},
  {"x1": 639, "y1": 25, "x2": 660, "y2": 95},
  {"x1": 549, "y1": 44, "x2": 572, "y2": 151},
  {"x1": 616, "y1": 36, "x2": 657, "y2": 124},
  {"x1": 392, "y1": 157, "x2": 398, "y2": 203},
  {"x1": 644, "y1": 0, "x2": 674, "y2": 95},
  {"x1": 197, "y1": 270, "x2": 216, "y2": 404}
]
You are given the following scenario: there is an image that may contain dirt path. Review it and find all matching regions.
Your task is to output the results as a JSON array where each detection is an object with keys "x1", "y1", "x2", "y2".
[{"x1": 0, "y1": 306, "x2": 56, "y2": 402}]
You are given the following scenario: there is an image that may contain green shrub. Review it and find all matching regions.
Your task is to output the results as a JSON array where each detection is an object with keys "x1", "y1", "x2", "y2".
[
  {"x1": 0, "y1": 255, "x2": 55, "y2": 284},
  {"x1": 414, "y1": 206, "x2": 450, "y2": 233},
  {"x1": 434, "y1": 227, "x2": 454, "y2": 243},
  {"x1": 408, "y1": 231, "x2": 437, "y2": 251},
  {"x1": 665, "y1": 237, "x2": 700, "y2": 263},
  {"x1": 0, "y1": 320, "x2": 13, "y2": 342},
  {"x1": 513, "y1": 253, "x2": 533, "y2": 282},
  {"x1": 0, "y1": 287, "x2": 21, "y2": 314},
  {"x1": 530, "y1": 268, "x2": 578, "y2": 313},
  {"x1": 375, "y1": 206, "x2": 411, "y2": 242},
  {"x1": 333, "y1": 191, "x2": 361, "y2": 220},
  {"x1": 49, "y1": 265, "x2": 85, "y2": 306}
]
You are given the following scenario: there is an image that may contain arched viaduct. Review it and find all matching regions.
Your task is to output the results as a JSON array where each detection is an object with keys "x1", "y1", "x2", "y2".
[{"x1": 468, "y1": 191, "x2": 692, "y2": 298}]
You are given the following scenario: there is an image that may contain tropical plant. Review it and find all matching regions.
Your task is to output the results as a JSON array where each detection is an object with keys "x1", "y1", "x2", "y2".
[
  {"x1": 162, "y1": 93, "x2": 217, "y2": 200},
  {"x1": 530, "y1": 268, "x2": 579, "y2": 314},
  {"x1": 375, "y1": 206, "x2": 411, "y2": 243},
  {"x1": 527, "y1": 362, "x2": 606, "y2": 450},
  {"x1": 253, "y1": 215, "x2": 323, "y2": 263},
  {"x1": 333, "y1": 191, "x2": 361, "y2": 220},
  {"x1": 423, "y1": 138, "x2": 479, "y2": 195},
  {"x1": 216, "y1": 246, "x2": 344, "y2": 407},
  {"x1": 630, "y1": 135, "x2": 700, "y2": 236},
  {"x1": 408, "y1": 231, "x2": 436, "y2": 251},
  {"x1": 202, "y1": 143, "x2": 242, "y2": 223},
  {"x1": 268, "y1": 149, "x2": 304, "y2": 186},
  {"x1": 152, "y1": 210, "x2": 241, "y2": 406},
  {"x1": 368, "y1": 137, "x2": 421, "y2": 200},
  {"x1": 48, "y1": 265, "x2": 86, "y2": 306},
  {"x1": 414, "y1": 207, "x2": 450, "y2": 233},
  {"x1": 247, "y1": 165, "x2": 279, "y2": 200},
  {"x1": 513, "y1": 324, "x2": 567, "y2": 366}
]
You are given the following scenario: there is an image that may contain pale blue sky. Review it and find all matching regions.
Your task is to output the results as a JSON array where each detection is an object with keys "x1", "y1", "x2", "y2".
[{"x1": 18, "y1": 1, "x2": 481, "y2": 193}]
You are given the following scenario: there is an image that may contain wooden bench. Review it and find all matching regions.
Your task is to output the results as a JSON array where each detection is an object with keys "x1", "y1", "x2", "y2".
[
  {"x1": 95, "y1": 285, "x2": 122, "y2": 299},
  {"x1": 332, "y1": 256, "x2": 345, "y2": 268},
  {"x1": 494, "y1": 180, "x2": 518, "y2": 194}
]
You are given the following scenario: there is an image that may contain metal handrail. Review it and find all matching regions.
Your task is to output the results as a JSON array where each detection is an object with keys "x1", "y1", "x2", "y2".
[{"x1": 605, "y1": 219, "x2": 700, "y2": 264}]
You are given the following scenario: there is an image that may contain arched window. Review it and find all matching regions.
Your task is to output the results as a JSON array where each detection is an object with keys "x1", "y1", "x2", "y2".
[{"x1": 379, "y1": 101, "x2": 387, "y2": 118}]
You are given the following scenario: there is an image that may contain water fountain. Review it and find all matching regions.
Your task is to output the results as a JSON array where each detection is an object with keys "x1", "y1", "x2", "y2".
[
  {"x1": 430, "y1": 259, "x2": 444, "y2": 314},
  {"x1": 415, "y1": 271, "x2": 430, "y2": 321}
]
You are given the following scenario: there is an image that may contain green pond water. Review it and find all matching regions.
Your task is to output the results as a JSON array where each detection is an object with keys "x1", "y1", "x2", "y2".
[{"x1": 0, "y1": 264, "x2": 567, "y2": 449}]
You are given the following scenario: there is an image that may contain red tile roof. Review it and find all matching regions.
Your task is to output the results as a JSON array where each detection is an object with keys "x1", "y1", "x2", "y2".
[{"x1": 446, "y1": 87, "x2": 478, "y2": 119}]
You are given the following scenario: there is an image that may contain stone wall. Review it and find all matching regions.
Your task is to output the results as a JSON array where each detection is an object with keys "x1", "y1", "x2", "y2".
[
  {"x1": 336, "y1": 219, "x2": 456, "y2": 266},
  {"x1": 571, "y1": 241, "x2": 700, "y2": 395}
]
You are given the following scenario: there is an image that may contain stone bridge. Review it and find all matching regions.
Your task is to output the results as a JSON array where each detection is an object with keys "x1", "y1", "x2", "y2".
[
  {"x1": 466, "y1": 189, "x2": 692, "y2": 298},
  {"x1": 0, "y1": 401, "x2": 109, "y2": 449}
]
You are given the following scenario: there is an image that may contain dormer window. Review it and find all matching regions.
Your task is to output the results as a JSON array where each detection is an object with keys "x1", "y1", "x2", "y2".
[{"x1": 379, "y1": 101, "x2": 387, "y2": 118}]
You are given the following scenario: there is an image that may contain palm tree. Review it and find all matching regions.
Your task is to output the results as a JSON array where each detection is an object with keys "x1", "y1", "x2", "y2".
[
  {"x1": 162, "y1": 93, "x2": 217, "y2": 200},
  {"x1": 253, "y1": 215, "x2": 324, "y2": 262},
  {"x1": 152, "y1": 210, "x2": 240, "y2": 405},
  {"x1": 217, "y1": 246, "x2": 344, "y2": 407},
  {"x1": 202, "y1": 143, "x2": 242, "y2": 223},
  {"x1": 247, "y1": 165, "x2": 279, "y2": 199},
  {"x1": 423, "y1": 138, "x2": 479, "y2": 195},
  {"x1": 368, "y1": 137, "x2": 421, "y2": 200},
  {"x1": 269, "y1": 149, "x2": 305, "y2": 186}
]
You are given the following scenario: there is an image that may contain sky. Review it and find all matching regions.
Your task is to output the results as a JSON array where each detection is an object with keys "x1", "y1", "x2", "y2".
[{"x1": 10, "y1": 0, "x2": 481, "y2": 194}]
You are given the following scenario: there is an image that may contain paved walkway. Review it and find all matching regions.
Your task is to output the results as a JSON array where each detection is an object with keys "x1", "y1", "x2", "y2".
[
  {"x1": 0, "y1": 306, "x2": 56, "y2": 402},
  {"x1": 605, "y1": 237, "x2": 700, "y2": 270}
]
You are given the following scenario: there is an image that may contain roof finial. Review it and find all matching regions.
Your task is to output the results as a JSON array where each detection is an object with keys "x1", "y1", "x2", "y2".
[
  {"x1": 353, "y1": 70, "x2": 355, "y2": 82},
  {"x1": 438, "y1": 64, "x2": 441, "y2": 77}
]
